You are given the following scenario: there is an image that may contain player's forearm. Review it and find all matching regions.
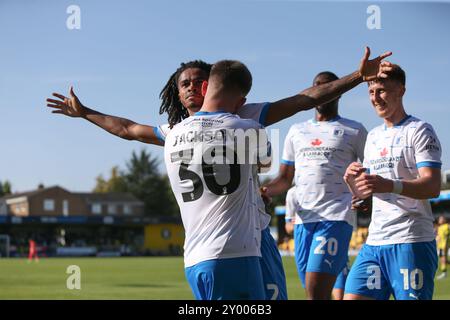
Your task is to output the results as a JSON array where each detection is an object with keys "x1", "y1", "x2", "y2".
[
  {"x1": 263, "y1": 176, "x2": 292, "y2": 197},
  {"x1": 297, "y1": 70, "x2": 363, "y2": 108},
  {"x1": 400, "y1": 177, "x2": 441, "y2": 199},
  {"x1": 264, "y1": 71, "x2": 364, "y2": 125},
  {"x1": 81, "y1": 106, "x2": 137, "y2": 140},
  {"x1": 387, "y1": 176, "x2": 440, "y2": 199}
]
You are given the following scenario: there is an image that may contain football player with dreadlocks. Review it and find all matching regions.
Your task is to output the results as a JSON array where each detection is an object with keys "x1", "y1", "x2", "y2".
[{"x1": 46, "y1": 47, "x2": 392, "y2": 300}]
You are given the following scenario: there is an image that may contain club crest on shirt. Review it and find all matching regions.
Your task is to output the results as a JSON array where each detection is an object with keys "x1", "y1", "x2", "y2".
[
  {"x1": 394, "y1": 135, "x2": 404, "y2": 145},
  {"x1": 333, "y1": 128, "x2": 344, "y2": 137}
]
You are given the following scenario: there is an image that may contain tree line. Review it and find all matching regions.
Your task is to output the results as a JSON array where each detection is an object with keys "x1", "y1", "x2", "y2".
[
  {"x1": 93, "y1": 149, "x2": 178, "y2": 217},
  {"x1": 1, "y1": 150, "x2": 449, "y2": 217}
]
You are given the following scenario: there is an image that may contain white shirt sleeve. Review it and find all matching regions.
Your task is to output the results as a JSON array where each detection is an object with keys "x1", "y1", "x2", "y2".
[
  {"x1": 285, "y1": 187, "x2": 298, "y2": 223},
  {"x1": 413, "y1": 122, "x2": 442, "y2": 168},
  {"x1": 237, "y1": 103, "x2": 271, "y2": 126},
  {"x1": 153, "y1": 124, "x2": 171, "y2": 143},
  {"x1": 281, "y1": 127, "x2": 295, "y2": 166},
  {"x1": 355, "y1": 125, "x2": 368, "y2": 163}
]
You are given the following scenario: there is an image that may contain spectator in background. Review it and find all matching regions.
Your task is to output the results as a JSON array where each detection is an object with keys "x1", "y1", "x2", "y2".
[
  {"x1": 436, "y1": 216, "x2": 449, "y2": 280},
  {"x1": 28, "y1": 239, "x2": 39, "y2": 263}
]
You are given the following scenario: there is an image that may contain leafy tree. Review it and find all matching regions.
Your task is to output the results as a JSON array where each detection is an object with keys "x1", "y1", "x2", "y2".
[
  {"x1": 93, "y1": 166, "x2": 128, "y2": 193},
  {"x1": 93, "y1": 150, "x2": 178, "y2": 217},
  {"x1": 123, "y1": 149, "x2": 178, "y2": 217},
  {"x1": 93, "y1": 175, "x2": 108, "y2": 193},
  {"x1": 2, "y1": 181, "x2": 11, "y2": 195}
]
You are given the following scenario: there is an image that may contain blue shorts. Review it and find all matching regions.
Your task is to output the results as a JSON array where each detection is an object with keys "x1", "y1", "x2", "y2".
[
  {"x1": 345, "y1": 241, "x2": 438, "y2": 300},
  {"x1": 333, "y1": 261, "x2": 350, "y2": 290},
  {"x1": 185, "y1": 256, "x2": 265, "y2": 300},
  {"x1": 294, "y1": 221, "x2": 353, "y2": 286},
  {"x1": 260, "y1": 227, "x2": 288, "y2": 300}
]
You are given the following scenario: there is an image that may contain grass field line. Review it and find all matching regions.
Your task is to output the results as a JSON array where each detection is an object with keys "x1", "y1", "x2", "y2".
[{"x1": 0, "y1": 257, "x2": 449, "y2": 300}]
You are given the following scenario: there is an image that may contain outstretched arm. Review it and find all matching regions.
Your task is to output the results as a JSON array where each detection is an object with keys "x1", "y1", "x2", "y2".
[
  {"x1": 264, "y1": 47, "x2": 393, "y2": 126},
  {"x1": 46, "y1": 87, "x2": 164, "y2": 146}
]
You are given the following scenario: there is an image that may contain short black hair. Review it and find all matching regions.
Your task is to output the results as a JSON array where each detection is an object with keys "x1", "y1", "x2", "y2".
[
  {"x1": 314, "y1": 71, "x2": 339, "y2": 83},
  {"x1": 159, "y1": 60, "x2": 212, "y2": 128},
  {"x1": 209, "y1": 60, "x2": 252, "y2": 96}
]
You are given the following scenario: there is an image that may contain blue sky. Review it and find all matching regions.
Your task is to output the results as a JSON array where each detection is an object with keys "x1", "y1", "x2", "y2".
[{"x1": 1, "y1": 0, "x2": 449, "y2": 192}]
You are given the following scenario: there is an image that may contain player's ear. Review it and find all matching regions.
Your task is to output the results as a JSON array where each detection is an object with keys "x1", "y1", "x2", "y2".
[
  {"x1": 234, "y1": 97, "x2": 246, "y2": 113},
  {"x1": 400, "y1": 85, "x2": 406, "y2": 97},
  {"x1": 201, "y1": 80, "x2": 208, "y2": 97},
  {"x1": 239, "y1": 97, "x2": 246, "y2": 108}
]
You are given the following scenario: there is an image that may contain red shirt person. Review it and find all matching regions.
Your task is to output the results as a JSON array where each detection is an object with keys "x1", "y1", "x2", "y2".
[{"x1": 28, "y1": 239, "x2": 39, "y2": 262}]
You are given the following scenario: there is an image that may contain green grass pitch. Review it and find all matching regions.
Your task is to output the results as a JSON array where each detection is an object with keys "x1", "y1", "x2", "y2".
[{"x1": 0, "y1": 257, "x2": 449, "y2": 299}]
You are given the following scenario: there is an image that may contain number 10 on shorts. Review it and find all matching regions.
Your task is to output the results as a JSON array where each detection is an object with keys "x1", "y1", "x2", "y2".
[{"x1": 400, "y1": 268, "x2": 424, "y2": 290}]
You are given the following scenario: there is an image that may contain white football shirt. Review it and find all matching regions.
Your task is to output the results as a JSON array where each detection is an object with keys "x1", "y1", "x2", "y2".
[
  {"x1": 154, "y1": 102, "x2": 270, "y2": 143},
  {"x1": 164, "y1": 111, "x2": 269, "y2": 267},
  {"x1": 155, "y1": 103, "x2": 273, "y2": 230},
  {"x1": 364, "y1": 116, "x2": 442, "y2": 245},
  {"x1": 282, "y1": 116, "x2": 367, "y2": 226}
]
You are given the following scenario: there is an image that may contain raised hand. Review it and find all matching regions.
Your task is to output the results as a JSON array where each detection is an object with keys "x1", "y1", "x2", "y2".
[
  {"x1": 377, "y1": 60, "x2": 395, "y2": 79},
  {"x1": 359, "y1": 46, "x2": 393, "y2": 81},
  {"x1": 46, "y1": 86, "x2": 85, "y2": 117}
]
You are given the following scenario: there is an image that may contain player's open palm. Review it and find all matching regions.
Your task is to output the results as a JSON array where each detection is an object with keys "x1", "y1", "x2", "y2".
[
  {"x1": 46, "y1": 86, "x2": 84, "y2": 117},
  {"x1": 359, "y1": 46, "x2": 393, "y2": 81}
]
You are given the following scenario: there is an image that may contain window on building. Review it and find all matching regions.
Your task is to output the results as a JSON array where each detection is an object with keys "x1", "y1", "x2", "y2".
[
  {"x1": 91, "y1": 203, "x2": 102, "y2": 215},
  {"x1": 123, "y1": 204, "x2": 132, "y2": 215},
  {"x1": 44, "y1": 199, "x2": 55, "y2": 211},
  {"x1": 63, "y1": 200, "x2": 69, "y2": 216},
  {"x1": 108, "y1": 204, "x2": 117, "y2": 215},
  {"x1": 14, "y1": 204, "x2": 22, "y2": 214}
]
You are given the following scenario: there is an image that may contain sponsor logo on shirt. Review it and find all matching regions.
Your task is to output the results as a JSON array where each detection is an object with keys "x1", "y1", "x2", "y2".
[
  {"x1": 369, "y1": 147, "x2": 401, "y2": 171},
  {"x1": 311, "y1": 138, "x2": 322, "y2": 146},
  {"x1": 425, "y1": 136, "x2": 440, "y2": 152}
]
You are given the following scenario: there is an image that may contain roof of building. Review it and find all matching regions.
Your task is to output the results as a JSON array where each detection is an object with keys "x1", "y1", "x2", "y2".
[
  {"x1": 0, "y1": 186, "x2": 143, "y2": 204},
  {"x1": 0, "y1": 186, "x2": 69, "y2": 200}
]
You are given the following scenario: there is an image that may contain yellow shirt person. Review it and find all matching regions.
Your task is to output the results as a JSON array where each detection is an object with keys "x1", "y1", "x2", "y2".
[
  {"x1": 437, "y1": 223, "x2": 449, "y2": 250},
  {"x1": 436, "y1": 216, "x2": 449, "y2": 279}
]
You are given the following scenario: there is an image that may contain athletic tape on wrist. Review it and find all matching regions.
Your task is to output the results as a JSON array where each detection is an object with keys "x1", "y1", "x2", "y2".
[{"x1": 392, "y1": 180, "x2": 403, "y2": 194}]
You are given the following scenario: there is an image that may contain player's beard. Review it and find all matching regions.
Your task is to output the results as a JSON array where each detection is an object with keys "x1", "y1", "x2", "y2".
[{"x1": 184, "y1": 98, "x2": 203, "y2": 114}]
